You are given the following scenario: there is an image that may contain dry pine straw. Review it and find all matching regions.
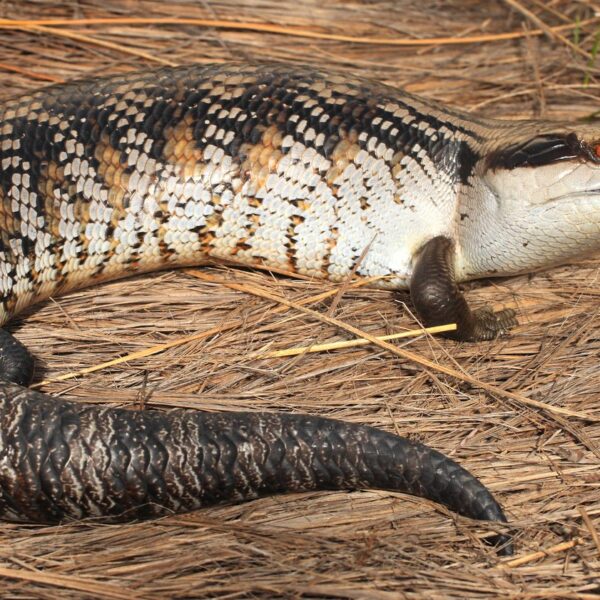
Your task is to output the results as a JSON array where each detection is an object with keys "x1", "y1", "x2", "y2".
[{"x1": 0, "y1": 0, "x2": 599, "y2": 598}]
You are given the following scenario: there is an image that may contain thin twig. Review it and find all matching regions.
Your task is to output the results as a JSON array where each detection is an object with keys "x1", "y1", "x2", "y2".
[
  {"x1": 252, "y1": 324, "x2": 457, "y2": 358},
  {"x1": 523, "y1": 26, "x2": 546, "y2": 117},
  {"x1": 578, "y1": 507, "x2": 600, "y2": 558},
  {"x1": 0, "y1": 61, "x2": 65, "y2": 82}
]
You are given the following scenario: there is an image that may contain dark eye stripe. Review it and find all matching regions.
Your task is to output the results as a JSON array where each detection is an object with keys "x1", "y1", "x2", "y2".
[{"x1": 486, "y1": 132, "x2": 599, "y2": 170}]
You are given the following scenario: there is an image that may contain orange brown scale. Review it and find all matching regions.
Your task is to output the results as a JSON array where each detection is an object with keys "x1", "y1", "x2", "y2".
[
  {"x1": 319, "y1": 133, "x2": 367, "y2": 275},
  {"x1": 156, "y1": 112, "x2": 209, "y2": 259},
  {"x1": 93, "y1": 133, "x2": 135, "y2": 260},
  {"x1": 0, "y1": 185, "x2": 18, "y2": 254},
  {"x1": 319, "y1": 227, "x2": 340, "y2": 280},
  {"x1": 0, "y1": 186, "x2": 19, "y2": 318},
  {"x1": 285, "y1": 215, "x2": 307, "y2": 267},
  {"x1": 233, "y1": 124, "x2": 284, "y2": 260},
  {"x1": 240, "y1": 127, "x2": 278, "y2": 193},
  {"x1": 163, "y1": 113, "x2": 204, "y2": 175},
  {"x1": 37, "y1": 161, "x2": 70, "y2": 280},
  {"x1": 197, "y1": 194, "x2": 226, "y2": 257}
]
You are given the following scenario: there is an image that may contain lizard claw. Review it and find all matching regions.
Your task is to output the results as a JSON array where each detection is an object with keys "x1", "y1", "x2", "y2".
[{"x1": 470, "y1": 306, "x2": 518, "y2": 341}]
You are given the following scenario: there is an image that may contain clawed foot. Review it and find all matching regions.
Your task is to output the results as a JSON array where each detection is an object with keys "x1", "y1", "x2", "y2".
[
  {"x1": 409, "y1": 236, "x2": 520, "y2": 343},
  {"x1": 468, "y1": 306, "x2": 518, "y2": 341}
]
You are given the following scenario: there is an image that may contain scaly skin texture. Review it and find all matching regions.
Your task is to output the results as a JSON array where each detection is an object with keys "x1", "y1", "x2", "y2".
[
  {"x1": 0, "y1": 61, "x2": 528, "y2": 324},
  {"x1": 0, "y1": 378, "x2": 512, "y2": 554},
  {"x1": 0, "y1": 65, "x2": 480, "y2": 323},
  {"x1": 0, "y1": 380, "x2": 507, "y2": 528},
  {"x1": 0, "y1": 327, "x2": 512, "y2": 552},
  {"x1": 16, "y1": 60, "x2": 600, "y2": 553},
  {"x1": 1, "y1": 63, "x2": 598, "y2": 338}
]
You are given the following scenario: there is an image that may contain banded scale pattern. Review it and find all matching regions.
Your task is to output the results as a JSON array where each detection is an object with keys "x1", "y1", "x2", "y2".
[
  {"x1": 0, "y1": 380, "x2": 504, "y2": 525},
  {"x1": 0, "y1": 374, "x2": 511, "y2": 554},
  {"x1": 0, "y1": 62, "x2": 497, "y2": 324},
  {"x1": 0, "y1": 63, "x2": 519, "y2": 552}
]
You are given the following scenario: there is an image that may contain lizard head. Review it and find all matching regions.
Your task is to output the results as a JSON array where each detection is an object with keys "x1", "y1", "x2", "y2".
[{"x1": 457, "y1": 124, "x2": 600, "y2": 279}]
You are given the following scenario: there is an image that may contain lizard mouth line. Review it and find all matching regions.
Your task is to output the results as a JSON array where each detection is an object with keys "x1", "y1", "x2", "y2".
[{"x1": 544, "y1": 188, "x2": 600, "y2": 203}]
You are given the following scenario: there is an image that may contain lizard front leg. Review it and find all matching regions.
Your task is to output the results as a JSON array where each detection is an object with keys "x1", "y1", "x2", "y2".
[{"x1": 410, "y1": 236, "x2": 517, "y2": 341}]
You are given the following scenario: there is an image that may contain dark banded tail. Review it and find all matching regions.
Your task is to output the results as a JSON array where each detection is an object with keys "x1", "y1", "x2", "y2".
[{"x1": 0, "y1": 330, "x2": 511, "y2": 555}]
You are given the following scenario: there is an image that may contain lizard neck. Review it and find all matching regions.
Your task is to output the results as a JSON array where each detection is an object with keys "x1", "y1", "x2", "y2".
[{"x1": 455, "y1": 120, "x2": 600, "y2": 281}]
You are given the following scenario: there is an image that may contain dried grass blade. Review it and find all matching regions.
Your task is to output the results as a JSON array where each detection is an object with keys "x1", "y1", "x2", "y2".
[
  {"x1": 0, "y1": 566, "x2": 141, "y2": 600},
  {"x1": 0, "y1": 17, "x2": 598, "y2": 47},
  {"x1": 21, "y1": 24, "x2": 178, "y2": 66},
  {"x1": 503, "y1": 537, "x2": 583, "y2": 568},
  {"x1": 504, "y1": 0, "x2": 592, "y2": 60},
  {"x1": 0, "y1": 61, "x2": 65, "y2": 81},
  {"x1": 187, "y1": 270, "x2": 597, "y2": 423},
  {"x1": 32, "y1": 273, "x2": 379, "y2": 388},
  {"x1": 253, "y1": 324, "x2": 457, "y2": 358}
]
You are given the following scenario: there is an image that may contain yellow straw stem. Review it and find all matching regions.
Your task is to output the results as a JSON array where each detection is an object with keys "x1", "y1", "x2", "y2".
[{"x1": 253, "y1": 324, "x2": 457, "y2": 359}]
